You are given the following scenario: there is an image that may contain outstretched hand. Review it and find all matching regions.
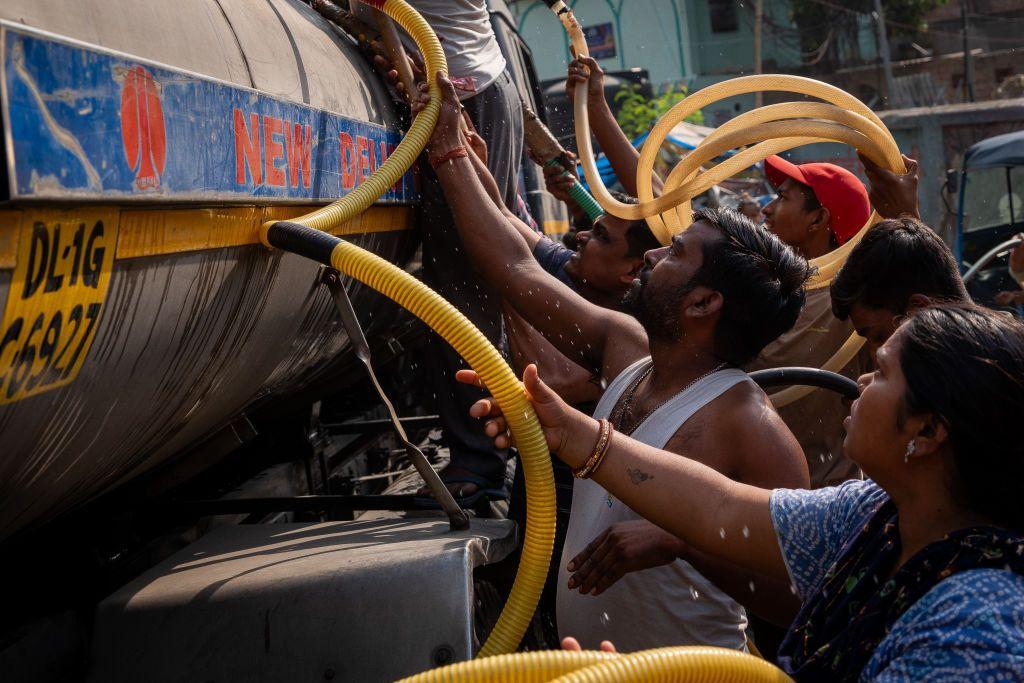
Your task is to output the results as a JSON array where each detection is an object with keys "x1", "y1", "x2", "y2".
[
  {"x1": 859, "y1": 152, "x2": 921, "y2": 219},
  {"x1": 561, "y1": 636, "x2": 617, "y2": 653},
  {"x1": 456, "y1": 364, "x2": 596, "y2": 466},
  {"x1": 542, "y1": 152, "x2": 579, "y2": 204},
  {"x1": 411, "y1": 74, "x2": 464, "y2": 155},
  {"x1": 371, "y1": 45, "x2": 426, "y2": 99},
  {"x1": 566, "y1": 520, "x2": 686, "y2": 596},
  {"x1": 566, "y1": 55, "x2": 605, "y2": 104}
]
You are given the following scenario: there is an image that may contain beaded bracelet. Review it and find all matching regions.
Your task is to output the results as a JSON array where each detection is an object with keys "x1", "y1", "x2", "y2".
[{"x1": 572, "y1": 418, "x2": 614, "y2": 479}]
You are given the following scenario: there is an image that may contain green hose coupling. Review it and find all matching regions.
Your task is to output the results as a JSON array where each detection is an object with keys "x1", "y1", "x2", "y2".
[{"x1": 544, "y1": 159, "x2": 606, "y2": 223}]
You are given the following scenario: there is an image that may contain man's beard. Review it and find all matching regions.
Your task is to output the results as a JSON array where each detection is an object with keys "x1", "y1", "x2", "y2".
[{"x1": 623, "y1": 267, "x2": 693, "y2": 343}]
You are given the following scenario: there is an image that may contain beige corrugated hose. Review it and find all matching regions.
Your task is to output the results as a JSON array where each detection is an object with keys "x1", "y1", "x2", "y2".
[{"x1": 543, "y1": 0, "x2": 905, "y2": 407}]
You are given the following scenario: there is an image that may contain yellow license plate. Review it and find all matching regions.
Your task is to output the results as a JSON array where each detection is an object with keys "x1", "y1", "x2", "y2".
[{"x1": 0, "y1": 209, "x2": 119, "y2": 403}]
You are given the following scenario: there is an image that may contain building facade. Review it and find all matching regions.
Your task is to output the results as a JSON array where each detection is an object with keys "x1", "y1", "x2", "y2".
[{"x1": 509, "y1": 0, "x2": 811, "y2": 125}]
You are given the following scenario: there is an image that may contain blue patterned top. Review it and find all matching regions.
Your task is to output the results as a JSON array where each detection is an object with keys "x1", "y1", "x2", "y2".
[{"x1": 770, "y1": 480, "x2": 1024, "y2": 681}]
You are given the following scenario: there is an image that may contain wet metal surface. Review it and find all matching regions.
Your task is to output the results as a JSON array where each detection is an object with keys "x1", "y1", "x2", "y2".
[
  {"x1": 0, "y1": 227, "x2": 416, "y2": 540},
  {"x1": 91, "y1": 518, "x2": 517, "y2": 682}
]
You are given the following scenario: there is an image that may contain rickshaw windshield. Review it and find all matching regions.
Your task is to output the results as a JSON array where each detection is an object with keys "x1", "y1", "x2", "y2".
[{"x1": 962, "y1": 166, "x2": 1024, "y2": 233}]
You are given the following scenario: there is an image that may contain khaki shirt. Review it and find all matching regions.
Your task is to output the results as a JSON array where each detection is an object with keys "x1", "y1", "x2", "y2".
[{"x1": 748, "y1": 286, "x2": 864, "y2": 487}]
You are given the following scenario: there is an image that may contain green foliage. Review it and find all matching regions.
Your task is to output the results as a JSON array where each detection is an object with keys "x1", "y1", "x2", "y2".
[
  {"x1": 613, "y1": 83, "x2": 703, "y2": 141},
  {"x1": 790, "y1": 0, "x2": 948, "y2": 69},
  {"x1": 790, "y1": 0, "x2": 946, "y2": 37}
]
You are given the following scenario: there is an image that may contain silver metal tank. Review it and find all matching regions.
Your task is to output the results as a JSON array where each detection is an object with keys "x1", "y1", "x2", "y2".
[{"x1": 0, "y1": 0, "x2": 419, "y2": 539}]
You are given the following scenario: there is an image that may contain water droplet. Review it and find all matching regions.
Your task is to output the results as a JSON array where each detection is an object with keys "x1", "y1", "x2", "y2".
[
  {"x1": 748, "y1": 581, "x2": 756, "y2": 593},
  {"x1": 599, "y1": 612, "x2": 611, "y2": 626},
  {"x1": 718, "y1": 527, "x2": 726, "y2": 539},
  {"x1": 689, "y1": 586, "x2": 700, "y2": 600},
  {"x1": 742, "y1": 525, "x2": 750, "y2": 538}
]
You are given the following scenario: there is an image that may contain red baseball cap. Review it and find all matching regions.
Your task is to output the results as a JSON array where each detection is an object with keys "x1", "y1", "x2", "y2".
[{"x1": 764, "y1": 155, "x2": 870, "y2": 245}]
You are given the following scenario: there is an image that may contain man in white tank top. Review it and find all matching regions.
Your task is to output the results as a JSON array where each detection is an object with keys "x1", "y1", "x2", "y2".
[
  {"x1": 421, "y1": 79, "x2": 812, "y2": 650},
  {"x1": 556, "y1": 361, "x2": 754, "y2": 650}
]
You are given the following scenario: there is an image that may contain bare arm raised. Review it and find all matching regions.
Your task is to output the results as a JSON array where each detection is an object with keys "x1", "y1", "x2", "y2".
[
  {"x1": 417, "y1": 76, "x2": 648, "y2": 380},
  {"x1": 462, "y1": 118, "x2": 545, "y2": 252},
  {"x1": 568, "y1": 56, "x2": 664, "y2": 198}
]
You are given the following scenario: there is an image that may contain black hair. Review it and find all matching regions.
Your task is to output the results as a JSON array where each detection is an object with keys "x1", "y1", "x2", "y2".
[
  {"x1": 899, "y1": 304, "x2": 1024, "y2": 532},
  {"x1": 690, "y1": 207, "x2": 813, "y2": 365},
  {"x1": 831, "y1": 217, "x2": 968, "y2": 320},
  {"x1": 608, "y1": 191, "x2": 661, "y2": 259}
]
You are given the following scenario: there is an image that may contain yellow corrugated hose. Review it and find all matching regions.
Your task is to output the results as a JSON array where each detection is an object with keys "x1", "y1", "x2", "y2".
[
  {"x1": 259, "y1": 0, "x2": 554, "y2": 660},
  {"x1": 262, "y1": 1, "x2": 800, "y2": 678},
  {"x1": 396, "y1": 650, "x2": 617, "y2": 683},
  {"x1": 263, "y1": 0, "x2": 443, "y2": 241},
  {"x1": 544, "y1": 0, "x2": 905, "y2": 407},
  {"x1": 396, "y1": 647, "x2": 791, "y2": 682},
  {"x1": 328, "y1": 239, "x2": 554, "y2": 658}
]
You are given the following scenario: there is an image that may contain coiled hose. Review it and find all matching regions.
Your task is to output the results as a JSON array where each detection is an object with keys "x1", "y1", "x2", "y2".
[
  {"x1": 541, "y1": 0, "x2": 906, "y2": 407},
  {"x1": 260, "y1": 0, "x2": 553, "y2": 658},
  {"x1": 396, "y1": 647, "x2": 791, "y2": 682}
]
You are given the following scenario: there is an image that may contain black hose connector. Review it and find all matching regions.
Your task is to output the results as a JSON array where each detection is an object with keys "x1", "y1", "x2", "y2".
[
  {"x1": 749, "y1": 367, "x2": 860, "y2": 401},
  {"x1": 266, "y1": 221, "x2": 340, "y2": 265}
]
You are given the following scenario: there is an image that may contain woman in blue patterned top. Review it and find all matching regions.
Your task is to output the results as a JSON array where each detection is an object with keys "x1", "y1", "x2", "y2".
[{"x1": 463, "y1": 303, "x2": 1024, "y2": 680}]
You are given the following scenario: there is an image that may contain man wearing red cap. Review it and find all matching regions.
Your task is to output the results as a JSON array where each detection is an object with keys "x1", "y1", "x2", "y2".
[
  {"x1": 750, "y1": 155, "x2": 871, "y2": 487},
  {"x1": 760, "y1": 156, "x2": 870, "y2": 257}
]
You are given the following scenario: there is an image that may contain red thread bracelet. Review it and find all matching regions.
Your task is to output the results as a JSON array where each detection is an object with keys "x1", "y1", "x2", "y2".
[{"x1": 429, "y1": 145, "x2": 469, "y2": 170}]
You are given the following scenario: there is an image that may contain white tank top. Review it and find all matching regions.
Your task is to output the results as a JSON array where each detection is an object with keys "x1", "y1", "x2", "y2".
[
  {"x1": 556, "y1": 358, "x2": 751, "y2": 652},
  {"x1": 404, "y1": 1, "x2": 507, "y2": 97}
]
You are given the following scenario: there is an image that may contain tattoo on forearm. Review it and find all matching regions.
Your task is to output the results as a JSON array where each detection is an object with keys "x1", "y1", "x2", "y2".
[{"x1": 626, "y1": 467, "x2": 654, "y2": 485}]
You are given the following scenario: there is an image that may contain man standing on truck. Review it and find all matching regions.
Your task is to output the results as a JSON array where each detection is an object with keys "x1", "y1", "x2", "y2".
[{"x1": 368, "y1": 0, "x2": 525, "y2": 504}]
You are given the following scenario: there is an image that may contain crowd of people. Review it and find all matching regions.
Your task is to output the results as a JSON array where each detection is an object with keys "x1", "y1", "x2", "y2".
[{"x1": 373, "y1": 2, "x2": 1024, "y2": 679}]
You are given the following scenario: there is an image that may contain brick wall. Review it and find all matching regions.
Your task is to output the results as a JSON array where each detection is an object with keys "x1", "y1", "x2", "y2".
[{"x1": 828, "y1": 48, "x2": 1022, "y2": 107}]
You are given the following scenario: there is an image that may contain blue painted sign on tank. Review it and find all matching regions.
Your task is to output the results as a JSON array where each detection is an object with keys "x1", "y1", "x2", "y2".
[{"x1": 0, "y1": 24, "x2": 416, "y2": 203}]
